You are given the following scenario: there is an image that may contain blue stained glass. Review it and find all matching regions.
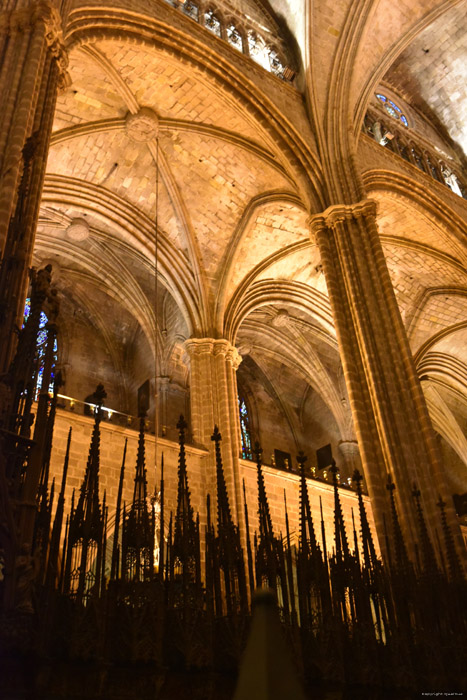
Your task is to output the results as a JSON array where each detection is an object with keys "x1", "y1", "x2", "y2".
[
  {"x1": 37, "y1": 330, "x2": 48, "y2": 345},
  {"x1": 22, "y1": 297, "x2": 57, "y2": 398},
  {"x1": 238, "y1": 397, "x2": 252, "y2": 460},
  {"x1": 388, "y1": 99, "x2": 401, "y2": 112},
  {"x1": 23, "y1": 298, "x2": 31, "y2": 324},
  {"x1": 376, "y1": 93, "x2": 408, "y2": 126}
]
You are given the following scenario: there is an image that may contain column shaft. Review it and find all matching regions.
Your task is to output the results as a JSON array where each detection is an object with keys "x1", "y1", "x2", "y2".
[
  {"x1": 0, "y1": 1, "x2": 68, "y2": 372},
  {"x1": 185, "y1": 338, "x2": 242, "y2": 527},
  {"x1": 311, "y1": 200, "x2": 463, "y2": 562}
]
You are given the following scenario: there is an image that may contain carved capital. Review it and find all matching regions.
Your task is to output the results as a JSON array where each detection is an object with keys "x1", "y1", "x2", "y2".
[
  {"x1": 307, "y1": 213, "x2": 326, "y2": 241},
  {"x1": 309, "y1": 199, "x2": 378, "y2": 235},
  {"x1": 183, "y1": 337, "x2": 242, "y2": 370},
  {"x1": 3, "y1": 1, "x2": 59, "y2": 35},
  {"x1": 33, "y1": 0, "x2": 62, "y2": 40},
  {"x1": 226, "y1": 344, "x2": 242, "y2": 370},
  {"x1": 184, "y1": 338, "x2": 215, "y2": 359},
  {"x1": 1, "y1": 1, "x2": 68, "y2": 69}
]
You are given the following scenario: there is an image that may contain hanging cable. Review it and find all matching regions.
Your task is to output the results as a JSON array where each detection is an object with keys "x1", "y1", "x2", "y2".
[{"x1": 154, "y1": 133, "x2": 160, "y2": 487}]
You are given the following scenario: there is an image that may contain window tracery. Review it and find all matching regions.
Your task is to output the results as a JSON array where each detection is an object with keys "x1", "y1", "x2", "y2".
[
  {"x1": 247, "y1": 31, "x2": 270, "y2": 70},
  {"x1": 363, "y1": 107, "x2": 466, "y2": 199},
  {"x1": 376, "y1": 93, "x2": 408, "y2": 126},
  {"x1": 204, "y1": 8, "x2": 222, "y2": 37},
  {"x1": 182, "y1": 0, "x2": 199, "y2": 21},
  {"x1": 226, "y1": 23, "x2": 243, "y2": 51},
  {"x1": 162, "y1": 0, "x2": 294, "y2": 81},
  {"x1": 267, "y1": 47, "x2": 285, "y2": 77},
  {"x1": 238, "y1": 396, "x2": 253, "y2": 460},
  {"x1": 23, "y1": 297, "x2": 57, "y2": 398}
]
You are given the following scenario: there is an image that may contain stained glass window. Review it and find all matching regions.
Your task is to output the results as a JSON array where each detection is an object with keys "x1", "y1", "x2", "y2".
[
  {"x1": 238, "y1": 396, "x2": 252, "y2": 460},
  {"x1": 226, "y1": 23, "x2": 243, "y2": 51},
  {"x1": 204, "y1": 9, "x2": 221, "y2": 37},
  {"x1": 23, "y1": 297, "x2": 58, "y2": 399},
  {"x1": 388, "y1": 99, "x2": 401, "y2": 113},
  {"x1": 375, "y1": 93, "x2": 408, "y2": 127}
]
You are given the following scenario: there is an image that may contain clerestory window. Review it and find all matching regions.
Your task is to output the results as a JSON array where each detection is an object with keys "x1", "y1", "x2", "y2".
[
  {"x1": 376, "y1": 93, "x2": 408, "y2": 126},
  {"x1": 247, "y1": 31, "x2": 271, "y2": 71},
  {"x1": 204, "y1": 9, "x2": 221, "y2": 37},
  {"x1": 182, "y1": 0, "x2": 199, "y2": 21},
  {"x1": 226, "y1": 23, "x2": 243, "y2": 51}
]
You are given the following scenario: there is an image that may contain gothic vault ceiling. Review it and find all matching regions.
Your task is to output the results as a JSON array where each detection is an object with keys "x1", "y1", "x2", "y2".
[{"x1": 31, "y1": 0, "x2": 467, "y2": 488}]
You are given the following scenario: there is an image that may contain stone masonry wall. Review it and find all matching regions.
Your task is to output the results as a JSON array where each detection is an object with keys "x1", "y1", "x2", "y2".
[
  {"x1": 47, "y1": 409, "x2": 379, "y2": 558},
  {"x1": 240, "y1": 459, "x2": 378, "y2": 555}
]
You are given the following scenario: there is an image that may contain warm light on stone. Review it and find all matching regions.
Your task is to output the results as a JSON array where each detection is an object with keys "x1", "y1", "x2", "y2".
[
  {"x1": 125, "y1": 108, "x2": 159, "y2": 143},
  {"x1": 66, "y1": 218, "x2": 90, "y2": 241}
]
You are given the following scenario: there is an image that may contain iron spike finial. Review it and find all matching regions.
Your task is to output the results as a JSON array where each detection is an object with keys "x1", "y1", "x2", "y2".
[
  {"x1": 176, "y1": 414, "x2": 187, "y2": 433},
  {"x1": 211, "y1": 425, "x2": 222, "y2": 442},
  {"x1": 92, "y1": 384, "x2": 107, "y2": 409},
  {"x1": 352, "y1": 469, "x2": 363, "y2": 487},
  {"x1": 254, "y1": 442, "x2": 263, "y2": 462}
]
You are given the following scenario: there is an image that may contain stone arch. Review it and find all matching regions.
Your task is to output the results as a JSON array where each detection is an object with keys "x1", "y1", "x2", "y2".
[
  {"x1": 64, "y1": 6, "x2": 323, "y2": 210},
  {"x1": 225, "y1": 278, "x2": 334, "y2": 343}
]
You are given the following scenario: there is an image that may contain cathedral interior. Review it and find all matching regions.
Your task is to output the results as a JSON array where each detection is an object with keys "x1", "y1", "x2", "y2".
[{"x1": 0, "y1": 0, "x2": 467, "y2": 698}]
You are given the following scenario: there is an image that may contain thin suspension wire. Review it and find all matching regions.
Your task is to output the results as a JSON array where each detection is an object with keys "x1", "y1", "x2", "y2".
[{"x1": 154, "y1": 134, "x2": 160, "y2": 487}]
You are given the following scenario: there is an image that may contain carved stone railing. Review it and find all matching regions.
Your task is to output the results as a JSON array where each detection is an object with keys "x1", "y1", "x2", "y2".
[
  {"x1": 160, "y1": 0, "x2": 296, "y2": 82},
  {"x1": 363, "y1": 108, "x2": 466, "y2": 200}
]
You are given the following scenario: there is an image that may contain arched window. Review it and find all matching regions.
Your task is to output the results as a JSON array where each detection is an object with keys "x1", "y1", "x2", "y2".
[
  {"x1": 238, "y1": 396, "x2": 253, "y2": 460},
  {"x1": 182, "y1": 0, "x2": 199, "y2": 21},
  {"x1": 247, "y1": 32, "x2": 270, "y2": 71},
  {"x1": 23, "y1": 297, "x2": 58, "y2": 399},
  {"x1": 226, "y1": 23, "x2": 243, "y2": 51},
  {"x1": 204, "y1": 9, "x2": 221, "y2": 37},
  {"x1": 268, "y1": 47, "x2": 285, "y2": 77},
  {"x1": 376, "y1": 94, "x2": 408, "y2": 126}
]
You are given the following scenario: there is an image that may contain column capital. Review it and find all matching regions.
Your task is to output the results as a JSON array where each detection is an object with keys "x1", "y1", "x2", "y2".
[
  {"x1": 2, "y1": 1, "x2": 60, "y2": 38},
  {"x1": 183, "y1": 338, "x2": 242, "y2": 370},
  {"x1": 308, "y1": 199, "x2": 377, "y2": 236},
  {"x1": 1, "y1": 1, "x2": 69, "y2": 84}
]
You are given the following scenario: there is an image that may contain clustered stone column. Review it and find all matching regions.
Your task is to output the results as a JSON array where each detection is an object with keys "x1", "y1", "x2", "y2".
[
  {"x1": 0, "y1": 0, "x2": 69, "y2": 373},
  {"x1": 184, "y1": 338, "x2": 243, "y2": 526},
  {"x1": 310, "y1": 199, "x2": 464, "y2": 562}
]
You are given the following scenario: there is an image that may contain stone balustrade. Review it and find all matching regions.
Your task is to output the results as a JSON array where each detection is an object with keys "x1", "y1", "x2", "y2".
[{"x1": 363, "y1": 108, "x2": 466, "y2": 199}]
